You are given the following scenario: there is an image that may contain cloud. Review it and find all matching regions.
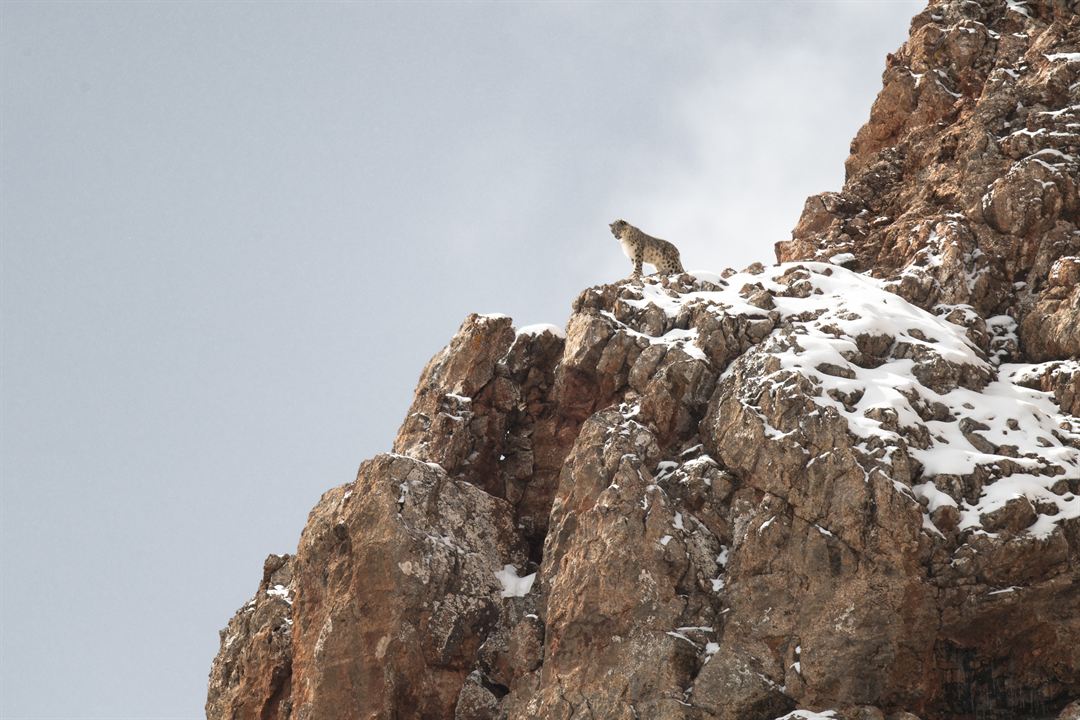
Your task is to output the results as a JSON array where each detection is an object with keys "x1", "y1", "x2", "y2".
[{"x1": 601, "y1": 3, "x2": 921, "y2": 275}]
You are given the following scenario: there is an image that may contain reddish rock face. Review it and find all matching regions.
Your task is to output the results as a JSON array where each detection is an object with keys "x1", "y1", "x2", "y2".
[
  {"x1": 776, "y1": 0, "x2": 1080, "y2": 363},
  {"x1": 208, "y1": 2, "x2": 1080, "y2": 719},
  {"x1": 206, "y1": 554, "x2": 294, "y2": 720}
]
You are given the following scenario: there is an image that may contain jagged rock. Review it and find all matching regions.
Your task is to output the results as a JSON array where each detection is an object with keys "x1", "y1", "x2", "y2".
[
  {"x1": 1021, "y1": 284, "x2": 1080, "y2": 361},
  {"x1": 776, "y1": 0, "x2": 1080, "y2": 347},
  {"x1": 454, "y1": 672, "x2": 500, "y2": 720},
  {"x1": 1013, "y1": 360, "x2": 1080, "y2": 416},
  {"x1": 210, "y1": 260, "x2": 1080, "y2": 720},
  {"x1": 700, "y1": 344, "x2": 937, "y2": 712},
  {"x1": 850, "y1": 708, "x2": 886, "y2": 720},
  {"x1": 206, "y1": 554, "x2": 294, "y2": 720},
  {"x1": 1060, "y1": 700, "x2": 1080, "y2": 720},
  {"x1": 393, "y1": 314, "x2": 571, "y2": 548},
  {"x1": 506, "y1": 408, "x2": 721, "y2": 718},
  {"x1": 210, "y1": 2, "x2": 1080, "y2": 719},
  {"x1": 980, "y1": 495, "x2": 1039, "y2": 534}
]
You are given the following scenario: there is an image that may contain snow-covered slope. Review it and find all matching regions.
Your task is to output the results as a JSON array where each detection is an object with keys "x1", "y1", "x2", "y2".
[{"x1": 608, "y1": 263, "x2": 1079, "y2": 542}]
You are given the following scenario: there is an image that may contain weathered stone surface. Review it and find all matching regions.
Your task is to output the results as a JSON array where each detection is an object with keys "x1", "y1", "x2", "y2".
[
  {"x1": 393, "y1": 314, "x2": 571, "y2": 549},
  {"x1": 776, "y1": 0, "x2": 1080, "y2": 361},
  {"x1": 512, "y1": 411, "x2": 719, "y2": 719},
  {"x1": 210, "y1": 2, "x2": 1080, "y2": 719},
  {"x1": 1060, "y1": 700, "x2": 1080, "y2": 720},
  {"x1": 698, "y1": 345, "x2": 938, "y2": 715},
  {"x1": 287, "y1": 454, "x2": 529, "y2": 720},
  {"x1": 209, "y1": 263, "x2": 1079, "y2": 720},
  {"x1": 454, "y1": 672, "x2": 500, "y2": 720},
  {"x1": 1014, "y1": 360, "x2": 1080, "y2": 415},
  {"x1": 206, "y1": 554, "x2": 294, "y2": 720}
]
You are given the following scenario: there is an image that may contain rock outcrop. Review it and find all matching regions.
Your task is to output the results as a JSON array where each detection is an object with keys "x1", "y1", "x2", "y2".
[
  {"x1": 775, "y1": 0, "x2": 1080, "y2": 363},
  {"x1": 208, "y1": 1, "x2": 1080, "y2": 719}
]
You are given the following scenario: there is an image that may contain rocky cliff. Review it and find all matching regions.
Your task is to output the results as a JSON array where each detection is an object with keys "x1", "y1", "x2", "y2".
[{"x1": 207, "y1": 2, "x2": 1080, "y2": 719}]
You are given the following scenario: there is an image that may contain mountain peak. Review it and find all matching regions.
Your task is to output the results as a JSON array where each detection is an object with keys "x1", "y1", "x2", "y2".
[
  {"x1": 208, "y1": 2, "x2": 1080, "y2": 719},
  {"x1": 777, "y1": 0, "x2": 1079, "y2": 362}
]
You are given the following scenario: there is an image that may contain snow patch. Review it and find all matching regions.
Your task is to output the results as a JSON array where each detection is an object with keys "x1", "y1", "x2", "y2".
[
  {"x1": 612, "y1": 262, "x2": 1080, "y2": 541},
  {"x1": 494, "y1": 565, "x2": 536, "y2": 598},
  {"x1": 266, "y1": 584, "x2": 292, "y2": 605},
  {"x1": 774, "y1": 711, "x2": 838, "y2": 720},
  {"x1": 515, "y1": 323, "x2": 566, "y2": 339},
  {"x1": 1005, "y1": 0, "x2": 1032, "y2": 18}
]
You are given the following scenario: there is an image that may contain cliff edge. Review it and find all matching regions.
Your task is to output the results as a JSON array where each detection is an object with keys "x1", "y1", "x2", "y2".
[{"x1": 207, "y1": 2, "x2": 1080, "y2": 719}]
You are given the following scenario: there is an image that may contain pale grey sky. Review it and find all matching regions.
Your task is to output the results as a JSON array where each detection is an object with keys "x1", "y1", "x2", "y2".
[{"x1": 1, "y1": 2, "x2": 921, "y2": 717}]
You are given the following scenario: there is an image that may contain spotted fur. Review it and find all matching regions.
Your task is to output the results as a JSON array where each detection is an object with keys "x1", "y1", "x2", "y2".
[{"x1": 609, "y1": 219, "x2": 685, "y2": 277}]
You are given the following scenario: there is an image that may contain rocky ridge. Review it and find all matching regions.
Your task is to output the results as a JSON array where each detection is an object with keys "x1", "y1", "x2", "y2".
[
  {"x1": 208, "y1": 1, "x2": 1080, "y2": 719},
  {"x1": 776, "y1": 0, "x2": 1080, "y2": 361}
]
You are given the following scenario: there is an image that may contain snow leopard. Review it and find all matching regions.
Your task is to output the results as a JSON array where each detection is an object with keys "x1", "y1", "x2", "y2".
[{"x1": 609, "y1": 219, "x2": 685, "y2": 277}]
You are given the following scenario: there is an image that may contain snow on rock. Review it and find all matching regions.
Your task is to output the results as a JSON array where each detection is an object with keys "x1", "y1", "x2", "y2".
[
  {"x1": 599, "y1": 307, "x2": 708, "y2": 362},
  {"x1": 617, "y1": 262, "x2": 1079, "y2": 540},
  {"x1": 1004, "y1": 0, "x2": 1032, "y2": 19},
  {"x1": 266, "y1": 584, "x2": 293, "y2": 605},
  {"x1": 494, "y1": 564, "x2": 537, "y2": 598},
  {"x1": 773, "y1": 711, "x2": 838, "y2": 720},
  {"x1": 515, "y1": 322, "x2": 566, "y2": 339},
  {"x1": 211, "y1": 9, "x2": 1080, "y2": 712}
]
